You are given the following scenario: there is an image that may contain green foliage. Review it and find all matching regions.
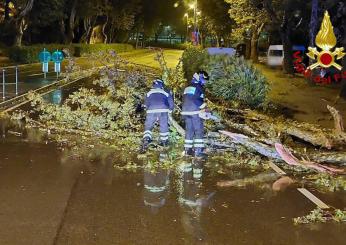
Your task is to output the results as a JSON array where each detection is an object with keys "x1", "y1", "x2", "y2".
[
  {"x1": 313, "y1": 174, "x2": 346, "y2": 192},
  {"x1": 8, "y1": 43, "x2": 134, "y2": 63},
  {"x1": 74, "y1": 44, "x2": 134, "y2": 57},
  {"x1": 205, "y1": 55, "x2": 269, "y2": 108},
  {"x1": 198, "y1": 0, "x2": 234, "y2": 44},
  {"x1": 181, "y1": 45, "x2": 208, "y2": 81},
  {"x1": 8, "y1": 44, "x2": 72, "y2": 63},
  {"x1": 294, "y1": 208, "x2": 346, "y2": 225},
  {"x1": 225, "y1": 0, "x2": 267, "y2": 41},
  {"x1": 155, "y1": 49, "x2": 187, "y2": 95},
  {"x1": 25, "y1": 51, "x2": 147, "y2": 143}
]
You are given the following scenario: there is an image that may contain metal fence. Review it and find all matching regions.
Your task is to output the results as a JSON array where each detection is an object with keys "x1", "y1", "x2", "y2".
[{"x1": 1, "y1": 66, "x2": 19, "y2": 100}]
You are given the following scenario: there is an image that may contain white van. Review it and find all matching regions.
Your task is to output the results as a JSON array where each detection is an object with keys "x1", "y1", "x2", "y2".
[{"x1": 267, "y1": 45, "x2": 284, "y2": 67}]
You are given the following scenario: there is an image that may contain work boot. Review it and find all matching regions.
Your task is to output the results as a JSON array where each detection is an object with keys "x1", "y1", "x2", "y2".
[
  {"x1": 184, "y1": 148, "x2": 194, "y2": 157},
  {"x1": 159, "y1": 140, "x2": 169, "y2": 147},
  {"x1": 194, "y1": 148, "x2": 207, "y2": 159},
  {"x1": 139, "y1": 137, "x2": 152, "y2": 153}
]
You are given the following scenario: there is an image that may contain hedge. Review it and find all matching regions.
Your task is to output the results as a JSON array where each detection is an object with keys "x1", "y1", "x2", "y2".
[
  {"x1": 181, "y1": 46, "x2": 269, "y2": 108},
  {"x1": 181, "y1": 45, "x2": 208, "y2": 81},
  {"x1": 8, "y1": 43, "x2": 134, "y2": 63}
]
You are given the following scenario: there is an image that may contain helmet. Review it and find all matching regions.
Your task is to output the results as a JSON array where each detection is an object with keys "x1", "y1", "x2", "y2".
[
  {"x1": 192, "y1": 70, "x2": 209, "y2": 86},
  {"x1": 153, "y1": 79, "x2": 164, "y2": 89}
]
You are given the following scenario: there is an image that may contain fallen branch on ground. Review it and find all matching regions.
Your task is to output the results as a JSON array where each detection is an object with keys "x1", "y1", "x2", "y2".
[
  {"x1": 327, "y1": 105, "x2": 344, "y2": 133},
  {"x1": 219, "y1": 130, "x2": 345, "y2": 174}
]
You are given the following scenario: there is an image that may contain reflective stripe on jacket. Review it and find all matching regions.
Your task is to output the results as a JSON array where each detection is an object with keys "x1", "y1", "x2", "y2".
[
  {"x1": 182, "y1": 83, "x2": 205, "y2": 114},
  {"x1": 145, "y1": 87, "x2": 174, "y2": 113}
]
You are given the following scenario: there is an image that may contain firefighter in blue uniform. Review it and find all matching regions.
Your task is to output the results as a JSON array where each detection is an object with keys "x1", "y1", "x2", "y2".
[
  {"x1": 143, "y1": 153, "x2": 170, "y2": 214},
  {"x1": 181, "y1": 71, "x2": 209, "y2": 157},
  {"x1": 141, "y1": 79, "x2": 174, "y2": 152},
  {"x1": 178, "y1": 158, "x2": 215, "y2": 241}
]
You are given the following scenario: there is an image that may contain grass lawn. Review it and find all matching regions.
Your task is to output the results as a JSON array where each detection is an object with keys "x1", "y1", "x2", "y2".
[
  {"x1": 119, "y1": 49, "x2": 183, "y2": 69},
  {"x1": 255, "y1": 63, "x2": 346, "y2": 129}
]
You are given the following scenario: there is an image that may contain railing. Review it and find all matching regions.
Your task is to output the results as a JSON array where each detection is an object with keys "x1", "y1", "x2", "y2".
[{"x1": 1, "y1": 66, "x2": 19, "y2": 100}]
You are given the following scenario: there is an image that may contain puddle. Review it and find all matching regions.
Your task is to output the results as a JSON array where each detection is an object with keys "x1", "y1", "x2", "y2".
[{"x1": 0, "y1": 119, "x2": 345, "y2": 244}]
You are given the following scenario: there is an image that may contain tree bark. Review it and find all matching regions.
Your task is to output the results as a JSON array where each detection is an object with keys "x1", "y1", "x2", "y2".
[
  {"x1": 309, "y1": 0, "x2": 319, "y2": 47},
  {"x1": 327, "y1": 105, "x2": 344, "y2": 133},
  {"x1": 250, "y1": 24, "x2": 264, "y2": 63},
  {"x1": 13, "y1": 0, "x2": 35, "y2": 46},
  {"x1": 281, "y1": 12, "x2": 294, "y2": 74},
  {"x1": 220, "y1": 108, "x2": 346, "y2": 149},
  {"x1": 14, "y1": 18, "x2": 26, "y2": 46},
  {"x1": 245, "y1": 39, "x2": 251, "y2": 60},
  {"x1": 102, "y1": 16, "x2": 109, "y2": 44},
  {"x1": 66, "y1": 0, "x2": 78, "y2": 44},
  {"x1": 60, "y1": 19, "x2": 67, "y2": 44}
]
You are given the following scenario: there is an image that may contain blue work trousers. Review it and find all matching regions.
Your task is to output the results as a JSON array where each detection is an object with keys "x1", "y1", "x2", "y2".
[
  {"x1": 143, "y1": 113, "x2": 169, "y2": 142},
  {"x1": 183, "y1": 115, "x2": 204, "y2": 151}
]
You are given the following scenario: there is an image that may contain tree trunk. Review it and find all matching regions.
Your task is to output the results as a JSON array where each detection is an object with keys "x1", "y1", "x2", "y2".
[
  {"x1": 14, "y1": 18, "x2": 26, "y2": 46},
  {"x1": 338, "y1": 3, "x2": 346, "y2": 99},
  {"x1": 60, "y1": 19, "x2": 67, "y2": 44},
  {"x1": 281, "y1": 12, "x2": 294, "y2": 74},
  {"x1": 66, "y1": 0, "x2": 78, "y2": 44},
  {"x1": 4, "y1": 0, "x2": 11, "y2": 20},
  {"x1": 250, "y1": 32, "x2": 259, "y2": 62},
  {"x1": 250, "y1": 24, "x2": 264, "y2": 63},
  {"x1": 102, "y1": 16, "x2": 108, "y2": 44},
  {"x1": 245, "y1": 39, "x2": 251, "y2": 60},
  {"x1": 108, "y1": 21, "x2": 116, "y2": 43},
  {"x1": 13, "y1": 0, "x2": 35, "y2": 46},
  {"x1": 309, "y1": 0, "x2": 319, "y2": 47},
  {"x1": 135, "y1": 31, "x2": 140, "y2": 49},
  {"x1": 81, "y1": 18, "x2": 94, "y2": 44}
]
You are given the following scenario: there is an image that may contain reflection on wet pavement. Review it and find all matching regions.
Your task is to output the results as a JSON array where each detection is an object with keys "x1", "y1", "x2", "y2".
[{"x1": 0, "y1": 119, "x2": 345, "y2": 245}]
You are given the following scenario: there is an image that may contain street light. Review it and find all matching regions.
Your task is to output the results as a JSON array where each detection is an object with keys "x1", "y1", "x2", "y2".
[
  {"x1": 184, "y1": 13, "x2": 189, "y2": 41},
  {"x1": 191, "y1": 0, "x2": 199, "y2": 45}
]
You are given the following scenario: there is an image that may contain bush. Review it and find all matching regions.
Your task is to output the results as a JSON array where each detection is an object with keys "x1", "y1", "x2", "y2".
[
  {"x1": 181, "y1": 45, "x2": 208, "y2": 81},
  {"x1": 27, "y1": 52, "x2": 147, "y2": 137},
  {"x1": 73, "y1": 43, "x2": 133, "y2": 57},
  {"x1": 8, "y1": 43, "x2": 134, "y2": 63},
  {"x1": 8, "y1": 44, "x2": 73, "y2": 63},
  {"x1": 205, "y1": 55, "x2": 269, "y2": 108}
]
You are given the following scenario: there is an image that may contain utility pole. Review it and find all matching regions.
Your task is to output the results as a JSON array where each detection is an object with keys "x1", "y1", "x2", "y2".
[
  {"x1": 190, "y1": 0, "x2": 199, "y2": 45},
  {"x1": 194, "y1": 0, "x2": 197, "y2": 34}
]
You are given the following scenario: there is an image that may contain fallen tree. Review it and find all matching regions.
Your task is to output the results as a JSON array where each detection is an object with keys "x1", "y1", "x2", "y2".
[{"x1": 219, "y1": 106, "x2": 346, "y2": 150}]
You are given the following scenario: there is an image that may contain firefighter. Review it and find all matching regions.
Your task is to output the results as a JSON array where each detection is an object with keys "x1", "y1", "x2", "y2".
[
  {"x1": 181, "y1": 71, "x2": 209, "y2": 157},
  {"x1": 177, "y1": 158, "x2": 214, "y2": 241},
  {"x1": 141, "y1": 79, "x2": 174, "y2": 152},
  {"x1": 143, "y1": 153, "x2": 171, "y2": 214}
]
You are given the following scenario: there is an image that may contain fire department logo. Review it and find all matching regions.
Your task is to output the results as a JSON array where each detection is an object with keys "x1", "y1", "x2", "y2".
[{"x1": 307, "y1": 11, "x2": 345, "y2": 70}]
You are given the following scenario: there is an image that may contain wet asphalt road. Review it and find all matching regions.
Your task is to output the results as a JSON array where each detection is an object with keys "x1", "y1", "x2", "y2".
[
  {"x1": 0, "y1": 49, "x2": 183, "y2": 101},
  {"x1": 0, "y1": 50, "x2": 345, "y2": 244},
  {"x1": 0, "y1": 120, "x2": 346, "y2": 245}
]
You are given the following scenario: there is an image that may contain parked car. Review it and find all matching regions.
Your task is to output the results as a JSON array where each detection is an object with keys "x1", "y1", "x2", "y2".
[
  {"x1": 267, "y1": 44, "x2": 307, "y2": 68},
  {"x1": 267, "y1": 45, "x2": 284, "y2": 67}
]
